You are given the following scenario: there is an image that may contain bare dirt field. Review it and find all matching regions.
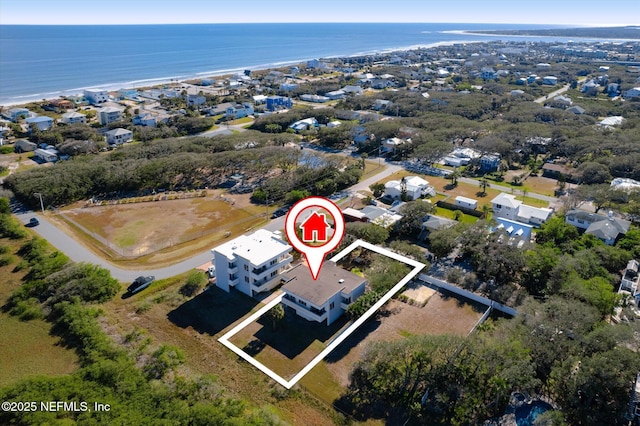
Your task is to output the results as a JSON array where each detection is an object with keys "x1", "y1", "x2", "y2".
[
  {"x1": 58, "y1": 190, "x2": 267, "y2": 263},
  {"x1": 321, "y1": 292, "x2": 485, "y2": 389}
]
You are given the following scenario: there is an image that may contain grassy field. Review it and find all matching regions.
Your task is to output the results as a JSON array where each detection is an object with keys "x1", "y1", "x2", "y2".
[
  {"x1": 56, "y1": 191, "x2": 268, "y2": 267},
  {"x1": 0, "y1": 237, "x2": 78, "y2": 388}
]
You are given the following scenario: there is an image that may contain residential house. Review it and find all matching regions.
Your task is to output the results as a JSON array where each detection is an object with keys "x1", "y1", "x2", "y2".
[
  {"x1": 325, "y1": 90, "x2": 345, "y2": 100},
  {"x1": 326, "y1": 121, "x2": 341, "y2": 128},
  {"x1": 370, "y1": 78, "x2": 392, "y2": 89},
  {"x1": 491, "y1": 193, "x2": 552, "y2": 227},
  {"x1": 7, "y1": 108, "x2": 31, "y2": 122},
  {"x1": 33, "y1": 148, "x2": 58, "y2": 163},
  {"x1": 300, "y1": 94, "x2": 329, "y2": 103},
  {"x1": 455, "y1": 196, "x2": 478, "y2": 210},
  {"x1": 252, "y1": 95, "x2": 267, "y2": 105},
  {"x1": 599, "y1": 116, "x2": 624, "y2": 127},
  {"x1": 527, "y1": 74, "x2": 539, "y2": 84},
  {"x1": 341, "y1": 207, "x2": 368, "y2": 222},
  {"x1": 624, "y1": 87, "x2": 640, "y2": 99},
  {"x1": 495, "y1": 217, "x2": 533, "y2": 242},
  {"x1": 26, "y1": 116, "x2": 54, "y2": 131},
  {"x1": 481, "y1": 67, "x2": 498, "y2": 80},
  {"x1": 97, "y1": 107, "x2": 124, "y2": 125},
  {"x1": 13, "y1": 139, "x2": 37, "y2": 153},
  {"x1": 420, "y1": 214, "x2": 456, "y2": 239},
  {"x1": 543, "y1": 76, "x2": 558, "y2": 85},
  {"x1": 443, "y1": 147, "x2": 481, "y2": 167},
  {"x1": 607, "y1": 83, "x2": 620, "y2": 97},
  {"x1": 619, "y1": 259, "x2": 640, "y2": 306},
  {"x1": 565, "y1": 209, "x2": 631, "y2": 245},
  {"x1": 360, "y1": 205, "x2": 403, "y2": 228},
  {"x1": 479, "y1": 154, "x2": 501, "y2": 172},
  {"x1": 381, "y1": 137, "x2": 406, "y2": 154},
  {"x1": 212, "y1": 229, "x2": 293, "y2": 297},
  {"x1": 342, "y1": 85, "x2": 364, "y2": 95},
  {"x1": 186, "y1": 94, "x2": 206, "y2": 107},
  {"x1": 105, "y1": 128, "x2": 133, "y2": 145},
  {"x1": 83, "y1": 89, "x2": 109, "y2": 105},
  {"x1": 265, "y1": 96, "x2": 293, "y2": 111},
  {"x1": 551, "y1": 95, "x2": 572, "y2": 108},
  {"x1": 61, "y1": 111, "x2": 87, "y2": 124},
  {"x1": 566, "y1": 105, "x2": 585, "y2": 115},
  {"x1": 611, "y1": 177, "x2": 640, "y2": 193},
  {"x1": 225, "y1": 103, "x2": 254, "y2": 119},
  {"x1": 542, "y1": 163, "x2": 575, "y2": 181},
  {"x1": 281, "y1": 261, "x2": 366, "y2": 326},
  {"x1": 581, "y1": 79, "x2": 600, "y2": 93},
  {"x1": 278, "y1": 82, "x2": 297, "y2": 91},
  {"x1": 132, "y1": 113, "x2": 157, "y2": 127},
  {"x1": 384, "y1": 176, "x2": 435, "y2": 201},
  {"x1": 372, "y1": 99, "x2": 392, "y2": 111},
  {"x1": 306, "y1": 59, "x2": 330, "y2": 70},
  {"x1": 289, "y1": 118, "x2": 318, "y2": 132}
]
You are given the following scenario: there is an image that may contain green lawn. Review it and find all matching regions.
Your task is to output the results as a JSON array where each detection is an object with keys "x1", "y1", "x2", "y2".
[{"x1": 0, "y1": 238, "x2": 79, "y2": 388}]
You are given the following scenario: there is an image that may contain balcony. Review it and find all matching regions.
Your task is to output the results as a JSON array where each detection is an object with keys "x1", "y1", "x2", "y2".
[{"x1": 282, "y1": 295, "x2": 327, "y2": 322}]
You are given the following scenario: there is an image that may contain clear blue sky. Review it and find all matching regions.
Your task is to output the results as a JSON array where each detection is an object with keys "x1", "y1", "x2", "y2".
[{"x1": 0, "y1": 0, "x2": 637, "y2": 26}]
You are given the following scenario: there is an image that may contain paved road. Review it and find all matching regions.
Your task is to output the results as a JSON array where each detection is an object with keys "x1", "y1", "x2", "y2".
[
  {"x1": 533, "y1": 77, "x2": 586, "y2": 104},
  {"x1": 13, "y1": 204, "x2": 213, "y2": 282}
]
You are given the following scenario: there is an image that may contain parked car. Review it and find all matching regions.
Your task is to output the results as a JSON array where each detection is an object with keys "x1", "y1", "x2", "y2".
[
  {"x1": 127, "y1": 276, "x2": 155, "y2": 294},
  {"x1": 271, "y1": 206, "x2": 291, "y2": 219},
  {"x1": 27, "y1": 217, "x2": 39, "y2": 227}
]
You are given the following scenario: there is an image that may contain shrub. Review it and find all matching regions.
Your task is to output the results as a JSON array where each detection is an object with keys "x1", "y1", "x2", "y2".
[
  {"x1": 179, "y1": 270, "x2": 206, "y2": 297},
  {"x1": 0, "y1": 254, "x2": 14, "y2": 266},
  {"x1": 10, "y1": 298, "x2": 43, "y2": 321}
]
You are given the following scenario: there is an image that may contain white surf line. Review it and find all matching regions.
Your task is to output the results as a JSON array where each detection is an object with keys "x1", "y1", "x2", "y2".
[{"x1": 218, "y1": 240, "x2": 425, "y2": 389}]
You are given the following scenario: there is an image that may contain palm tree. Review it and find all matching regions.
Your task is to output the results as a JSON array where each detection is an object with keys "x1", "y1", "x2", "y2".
[
  {"x1": 266, "y1": 304, "x2": 285, "y2": 331},
  {"x1": 449, "y1": 169, "x2": 461, "y2": 187},
  {"x1": 481, "y1": 204, "x2": 491, "y2": 219},
  {"x1": 479, "y1": 177, "x2": 490, "y2": 196}
]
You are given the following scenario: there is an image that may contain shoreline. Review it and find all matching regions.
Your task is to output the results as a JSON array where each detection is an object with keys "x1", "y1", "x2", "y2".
[{"x1": 0, "y1": 40, "x2": 478, "y2": 108}]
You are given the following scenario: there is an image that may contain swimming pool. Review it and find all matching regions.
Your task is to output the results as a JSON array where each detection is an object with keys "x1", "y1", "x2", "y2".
[{"x1": 515, "y1": 400, "x2": 553, "y2": 426}]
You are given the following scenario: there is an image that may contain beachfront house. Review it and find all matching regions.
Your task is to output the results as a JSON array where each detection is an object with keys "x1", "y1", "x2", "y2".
[
  {"x1": 84, "y1": 89, "x2": 109, "y2": 105},
  {"x1": 281, "y1": 261, "x2": 366, "y2": 326},
  {"x1": 98, "y1": 107, "x2": 124, "y2": 125},
  {"x1": 105, "y1": 128, "x2": 133, "y2": 145},
  {"x1": 7, "y1": 108, "x2": 31, "y2": 122},
  {"x1": 186, "y1": 94, "x2": 206, "y2": 107},
  {"x1": 212, "y1": 229, "x2": 293, "y2": 298},
  {"x1": 61, "y1": 111, "x2": 87, "y2": 125}
]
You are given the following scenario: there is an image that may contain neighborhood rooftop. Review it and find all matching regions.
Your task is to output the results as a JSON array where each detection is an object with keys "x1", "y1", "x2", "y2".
[{"x1": 281, "y1": 261, "x2": 363, "y2": 306}]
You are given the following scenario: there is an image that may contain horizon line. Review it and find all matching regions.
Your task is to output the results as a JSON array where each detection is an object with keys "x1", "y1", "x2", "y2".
[{"x1": 0, "y1": 22, "x2": 621, "y2": 27}]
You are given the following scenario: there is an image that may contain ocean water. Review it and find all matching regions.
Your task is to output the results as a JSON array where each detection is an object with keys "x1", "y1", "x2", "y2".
[{"x1": 0, "y1": 23, "x2": 582, "y2": 104}]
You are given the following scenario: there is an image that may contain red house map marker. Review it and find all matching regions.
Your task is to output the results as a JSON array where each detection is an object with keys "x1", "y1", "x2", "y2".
[{"x1": 285, "y1": 196, "x2": 345, "y2": 280}]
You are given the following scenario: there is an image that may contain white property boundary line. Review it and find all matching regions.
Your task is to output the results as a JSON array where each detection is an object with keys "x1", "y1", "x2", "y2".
[{"x1": 218, "y1": 239, "x2": 425, "y2": 389}]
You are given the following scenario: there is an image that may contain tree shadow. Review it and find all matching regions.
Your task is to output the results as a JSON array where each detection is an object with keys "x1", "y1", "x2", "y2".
[
  {"x1": 167, "y1": 286, "x2": 260, "y2": 336},
  {"x1": 249, "y1": 309, "x2": 350, "y2": 360}
]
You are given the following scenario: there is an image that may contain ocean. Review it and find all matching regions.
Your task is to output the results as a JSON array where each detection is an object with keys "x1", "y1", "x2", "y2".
[{"x1": 0, "y1": 23, "x2": 587, "y2": 105}]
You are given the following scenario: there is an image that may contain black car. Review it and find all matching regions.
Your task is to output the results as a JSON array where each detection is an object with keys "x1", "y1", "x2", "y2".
[
  {"x1": 27, "y1": 217, "x2": 39, "y2": 227},
  {"x1": 271, "y1": 205, "x2": 291, "y2": 219},
  {"x1": 127, "y1": 276, "x2": 155, "y2": 294}
]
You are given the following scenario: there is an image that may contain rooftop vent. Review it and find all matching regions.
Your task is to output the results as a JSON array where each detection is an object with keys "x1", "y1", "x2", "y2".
[{"x1": 339, "y1": 279, "x2": 345, "y2": 283}]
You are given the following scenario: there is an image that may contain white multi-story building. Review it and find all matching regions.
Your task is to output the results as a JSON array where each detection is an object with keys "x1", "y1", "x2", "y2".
[
  {"x1": 84, "y1": 89, "x2": 109, "y2": 105},
  {"x1": 491, "y1": 193, "x2": 552, "y2": 227},
  {"x1": 384, "y1": 175, "x2": 435, "y2": 201},
  {"x1": 97, "y1": 107, "x2": 124, "y2": 125},
  {"x1": 212, "y1": 229, "x2": 293, "y2": 297}
]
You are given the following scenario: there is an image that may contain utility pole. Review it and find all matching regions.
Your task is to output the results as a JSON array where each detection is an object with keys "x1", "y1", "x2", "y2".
[{"x1": 33, "y1": 192, "x2": 44, "y2": 214}]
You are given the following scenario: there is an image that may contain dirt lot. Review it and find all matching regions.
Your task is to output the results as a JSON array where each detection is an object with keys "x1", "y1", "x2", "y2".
[
  {"x1": 58, "y1": 190, "x2": 267, "y2": 264},
  {"x1": 322, "y1": 291, "x2": 485, "y2": 388}
]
